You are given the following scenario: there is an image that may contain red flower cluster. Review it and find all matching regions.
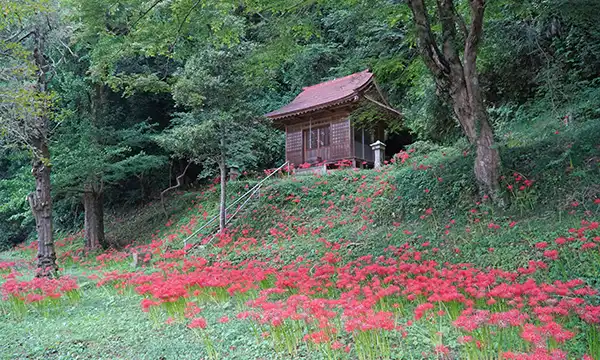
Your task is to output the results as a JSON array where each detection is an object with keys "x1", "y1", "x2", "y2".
[
  {"x1": 1, "y1": 275, "x2": 79, "y2": 303},
  {"x1": 0, "y1": 261, "x2": 16, "y2": 274}
]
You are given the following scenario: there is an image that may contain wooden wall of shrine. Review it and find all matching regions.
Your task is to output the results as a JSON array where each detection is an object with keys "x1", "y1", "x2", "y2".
[{"x1": 284, "y1": 107, "x2": 352, "y2": 166}]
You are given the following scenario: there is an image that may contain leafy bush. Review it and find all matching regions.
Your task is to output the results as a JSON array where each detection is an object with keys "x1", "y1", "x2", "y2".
[{"x1": 0, "y1": 152, "x2": 33, "y2": 250}]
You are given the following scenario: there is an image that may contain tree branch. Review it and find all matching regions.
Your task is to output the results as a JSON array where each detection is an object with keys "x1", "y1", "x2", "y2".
[
  {"x1": 373, "y1": 79, "x2": 390, "y2": 107},
  {"x1": 160, "y1": 160, "x2": 191, "y2": 219},
  {"x1": 436, "y1": 0, "x2": 462, "y2": 67},
  {"x1": 168, "y1": 0, "x2": 202, "y2": 53},
  {"x1": 161, "y1": 0, "x2": 202, "y2": 79},
  {"x1": 454, "y1": 7, "x2": 468, "y2": 39},
  {"x1": 16, "y1": 31, "x2": 35, "y2": 44},
  {"x1": 2, "y1": 28, "x2": 25, "y2": 42},
  {"x1": 457, "y1": 0, "x2": 487, "y2": 143},
  {"x1": 464, "y1": 0, "x2": 485, "y2": 71},
  {"x1": 131, "y1": 0, "x2": 167, "y2": 29},
  {"x1": 364, "y1": 95, "x2": 404, "y2": 119},
  {"x1": 58, "y1": 39, "x2": 77, "y2": 58},
  {"x1": 406, "y1": 0, "x2": 449, "y2": 78}
]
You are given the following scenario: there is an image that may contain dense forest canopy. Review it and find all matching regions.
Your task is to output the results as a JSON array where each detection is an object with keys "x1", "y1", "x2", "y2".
[{"x1": 1, "y1": 0, "x2": 599, "y2": 252}]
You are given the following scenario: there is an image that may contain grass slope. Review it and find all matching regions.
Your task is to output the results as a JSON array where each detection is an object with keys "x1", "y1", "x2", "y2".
[{"x1": 0, "y1": 119, "x2": 599, "y2": 359}]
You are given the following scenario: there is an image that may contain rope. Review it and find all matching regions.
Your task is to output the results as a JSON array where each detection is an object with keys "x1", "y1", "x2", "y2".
[
  {"x1": 190, "y1": 183, "x2": 262, "y2": 253},
  {"x1": 182, "y1": 161, "x2": 289, "y2": 249}
]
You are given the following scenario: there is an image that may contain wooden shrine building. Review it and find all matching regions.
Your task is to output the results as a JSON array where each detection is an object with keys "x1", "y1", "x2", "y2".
[{"x1": 266, "y1": 70, "x2": 400, "y2": 169}]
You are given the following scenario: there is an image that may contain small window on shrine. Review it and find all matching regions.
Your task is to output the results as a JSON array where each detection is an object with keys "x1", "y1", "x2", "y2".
[
  {"x1": 307, "y1": 125, "x2": 330, "y2": 149},
  {"x1": 309, "y1": 129, "x2": 318, "y2": 149},
  {"x1": 319, "y1": 126, "x2": 330, "y2": 147}
]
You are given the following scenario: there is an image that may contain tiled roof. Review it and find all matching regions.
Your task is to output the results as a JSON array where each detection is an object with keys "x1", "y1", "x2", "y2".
[{"x1": 265, "y1": 70, "x2": 373, "y2": 120}]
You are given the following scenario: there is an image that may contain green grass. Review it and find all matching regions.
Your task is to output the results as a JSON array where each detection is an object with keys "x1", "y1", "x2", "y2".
[{"x1": 0, "y1": 290, "x2": 266, "y2": 359}]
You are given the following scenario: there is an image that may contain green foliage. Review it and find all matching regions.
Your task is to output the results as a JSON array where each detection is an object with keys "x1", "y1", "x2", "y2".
[
  {"x1": 157, "y1": 43, "x2": 284, "y2": 176},
  {"x1": 402, "y1": 74, "x2": 459, "y2": 143},
  {"x1": 390, "y1": 141, "x2": 476, "y2": 218},
  {"x1": 348, "y1": 101, "x2": 403, "y2": 134},
  {"x1": 1, "y1": 113, "x2": 599, "y2": 358},
  {"x1": 52, "y1": 119, "x2": 166, "y2": 194},
  {"x1": 1, "y1": 1, "x2": 600, "y2": 358},
  {"x1": 0, "y1": 150, "x2": 33, "y2": 250},
  {"x1": 71, "y1": 0, "x2": 245, "y2": 87},
  {"x1": 47, "y1": 65, "x2": 167, "y2": 230},
  {"x1": 0, "y1": 0, "x2": 61, "y2": 155}
]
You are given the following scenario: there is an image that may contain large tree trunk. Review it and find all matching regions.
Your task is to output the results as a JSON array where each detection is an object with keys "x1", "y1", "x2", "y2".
[
  {"x1": 28, "y1": 156, "x2": 57, "y2": 278},
  {"x1": 83, "y1": 186, "x2": 106, "y2": 251},
  {"x1": 408, "y1": 0, "x2": 503, "y2": 202},
  {"x1": 28, "y1": 26, "x2": 57, "y2": 277},
  {"x1": 449, "y1": 76, "x2": 502, "y2": 202},
  {"x1": 474, "y1": 111, "x2": 502, "y2": 200},
  {"x1": 82, "y1": 84, "x2": 108, "y2": 250}
]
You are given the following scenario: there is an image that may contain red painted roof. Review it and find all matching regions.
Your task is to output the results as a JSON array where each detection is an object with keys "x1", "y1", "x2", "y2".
[{"x1": 265, "y1": 70, "x2": 373, "y2": 120}]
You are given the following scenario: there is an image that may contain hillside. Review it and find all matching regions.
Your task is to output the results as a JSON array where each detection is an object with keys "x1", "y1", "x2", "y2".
[{"x1": 1, "y1": 117, "x2": 599, "y2": 359}]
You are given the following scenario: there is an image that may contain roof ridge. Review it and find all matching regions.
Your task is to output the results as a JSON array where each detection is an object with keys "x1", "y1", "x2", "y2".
[{"x1": 302, "y1": 69, "x2": 371, "y2": 91}]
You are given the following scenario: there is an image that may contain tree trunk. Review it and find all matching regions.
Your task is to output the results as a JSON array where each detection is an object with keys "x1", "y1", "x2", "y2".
[
  {"x1": 474, "y1": 120, "x2": 501, "y2": 200},
  {"x1": 218, "y1": 151, "x2": 227, "y2": 233},
  {"x1": 407, "y1": 0, "x2": 503, "y2": 203},
  {"x1": 28, "y1": 26, "x2": 57, "y2": 277},
  {"x1": 449, "y1": 75, "x2": 502, "y2": 202},
  {"x1": 82, "y1": 83, "x2": 108, "y2": 251},
  {"x1": 84, "y1": 186, "x2": 106, "y2": 251},
  {"x1": 28, "y1": 156, "x2": 57, "y2": 278}
]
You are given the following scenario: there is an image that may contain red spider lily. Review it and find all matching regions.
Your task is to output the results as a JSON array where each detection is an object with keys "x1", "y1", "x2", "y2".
[
  {"x1": 581, "y1": 242, "x2": 596, "y2": 250},
  {"x1": 414, "y1": 303, "x2": 434, "y2": 320},
  {"x1": 188, "y1": 317, "x2": 207, "y2": 329},
  {"x1": 488, "y1": 222, "x2": 500, "y2": 230},
  {"x1": 330, "y1": 340, "x2": 343, "y2": 350},
  {"x1": 454, "y1": 310, "x2": 491, "y2": 332},
  {"x1": 140, "y1": 298, "x2": 160, "y2": 312},
  {"x1": 303, "y1": 330, "x2": 330, "y2": 344},
  {"x1": 555, "y1": 237, "x2": 567, "y2": 245},
  {"x1": 1, "y1": 276, "x2": 79, "y2": 303},
  {"x1": 520, "y1": 322, "x2": 574, "y2": 346},
  {"x1": 434, "y1": 344, "x2": 450, "y2": 355},
  {"x1": 185, "y1": 302, "x2": 202, "y2": 318},
  {"x1": 392, "y1": 151, "x2": 409, "y2": 164},
  {"x1": 543, "y1": 250, "x2": 559, "y2": 260},
  {"x1": 0, "y1": 261, "x2": 16, "y2": 273}
]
